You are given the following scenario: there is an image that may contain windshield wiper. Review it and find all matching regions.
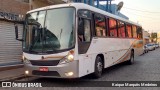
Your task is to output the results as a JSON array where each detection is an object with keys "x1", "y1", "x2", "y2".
[
  {"x1": 43, "y1": 28, "x2": 58, "y2": 53},
  {"x1": 28, "y1": 25, "x2": 43, "y2": 52},
  {"x1": 59, "y1": 29, "x2": 63, "y2": 40},
  {"x1": 28, "y1": 49, "x2": 39, "y2": 53},
  {"x1": 44, "y1": 38, "x2": 57, "y2": 52}
]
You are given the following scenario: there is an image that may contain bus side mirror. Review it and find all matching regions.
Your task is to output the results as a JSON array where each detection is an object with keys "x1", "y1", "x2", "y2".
[{"x1": 14, "y1": 24, "x2": 23, "y2": 41}]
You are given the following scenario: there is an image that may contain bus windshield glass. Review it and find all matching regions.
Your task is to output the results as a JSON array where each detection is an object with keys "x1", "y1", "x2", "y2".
[{"x1": 23, "y1": 8, "x2": 75, "y2": 54}]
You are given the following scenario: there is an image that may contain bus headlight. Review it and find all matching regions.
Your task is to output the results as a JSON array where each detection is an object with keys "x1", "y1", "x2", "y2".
[
  {"x1": 60, "y1": 50, "x2": 74, "y2": 64},
  {"x1": 65, "y1": 72, "x2": 74, "y2": 77},
  {"x1": 61, "y1": 54, "x2": 74, "y2": 64},
  {"x1": 25, "y1": 70, "x2": 29, "y2": 75},
  {"x1": 67, "y1": 54, "x2": 74, "y2": 62}
]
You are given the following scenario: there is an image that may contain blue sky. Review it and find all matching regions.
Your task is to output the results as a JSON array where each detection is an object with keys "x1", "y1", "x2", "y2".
[{"x1": 101, "y1": 0, "x2": 160, "y2": 33}]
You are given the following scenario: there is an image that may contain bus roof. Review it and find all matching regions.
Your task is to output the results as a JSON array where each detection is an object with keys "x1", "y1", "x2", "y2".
[{"x1": 27, "y1": 3, "x2": 141, "y2": 27}]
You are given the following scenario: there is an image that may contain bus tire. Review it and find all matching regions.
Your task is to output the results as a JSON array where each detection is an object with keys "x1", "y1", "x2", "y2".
[
  {"x1": 93, "y1": 56, "x2": 103, "y2": 78},
  {"x1": 127, "y1": 50, "x2": 134, "y2": 65}
]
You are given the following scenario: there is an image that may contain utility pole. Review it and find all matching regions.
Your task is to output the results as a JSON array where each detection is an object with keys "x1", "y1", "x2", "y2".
[{"x1": 29, "y1": 0, "x2": 32, "y2": 10}]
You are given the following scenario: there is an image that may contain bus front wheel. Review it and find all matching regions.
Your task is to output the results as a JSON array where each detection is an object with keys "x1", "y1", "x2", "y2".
[{"x1": 93, "y1": 56, "x2": 103, "y2": 78}]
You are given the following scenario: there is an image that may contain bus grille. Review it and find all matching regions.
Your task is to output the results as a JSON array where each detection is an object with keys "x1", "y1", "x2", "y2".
[
  {"x1": 32, "y1": 71, "x2": 60, "y2": 77},
  {"x1": 30, "y1": 60, "x2": 60, "y2": 66}
]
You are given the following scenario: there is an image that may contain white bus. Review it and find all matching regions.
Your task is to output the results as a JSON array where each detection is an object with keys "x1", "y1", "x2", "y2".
[{"x1": 15, "y1": 3, "x2": 143, "y2": 78}]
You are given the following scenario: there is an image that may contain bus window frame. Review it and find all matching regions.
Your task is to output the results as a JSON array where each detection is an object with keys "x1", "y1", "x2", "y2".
[
  {"x1": 137, "y1": 26, "x2": 143, "y2": 39},
  {"x1": 132, "y1": 25, "x2": 138, "y2": 39},
  {"x1": 77, "y1": 9, "x2": 92, "y2": 43},
  {"x1": 77, "y1": 9, "x2": 93, "y2": 54},
  {"x1": 93, "y1": 13, "x2": 107, "y2": 38},
  {"x1": 117, "y1": 20, "x2": 126, "y2": 38},
  {"x1": 77, "y1": 9, "x2": 142, "y2": 40},
  {"x1": 126, "y1": 23, "x2": 133, "y2": 38},
  {"x1": 108, "y1": 18, "x2": 118, "y2": 38},
  {"x1": 23, "y1": 7, "x2": 77, "y2": 54}
]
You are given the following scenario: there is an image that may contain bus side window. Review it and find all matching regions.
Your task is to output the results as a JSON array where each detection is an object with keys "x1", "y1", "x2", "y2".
[
  {"x1": 94, "y1": 14, "x2": 106, "y2": 37},
  {"x1": 126, "y1": 24, "x2": 132, "y2": 38},
  {"x1": 109, "y1": 18, "x2": 117, "y2": 37},
  {"x1": 78, "y1": 18, "x2": 91, "y2": 42},
  {"x1": 117, "y1": 21, "x2": 126, "y2": 38},
  {"x1": 132, "y1": 25, "x2": 137, "y2": 38},
  {"x1": 137, "y1": 27, "x2": 143, "y2": 39}
]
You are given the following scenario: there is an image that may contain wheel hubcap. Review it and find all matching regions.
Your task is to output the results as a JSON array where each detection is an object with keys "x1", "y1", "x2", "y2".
[
  {"x1": 97, "y1": 62, "x2": 103, "y2": 72},
  {"x1": 131, "y1": 55, "x2": 134, "y2": 63}
]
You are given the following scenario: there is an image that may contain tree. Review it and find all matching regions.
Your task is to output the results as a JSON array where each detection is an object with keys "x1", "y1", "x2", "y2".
[{"x1": 150, "y1": 33, "x2": 157, "y2": 43}]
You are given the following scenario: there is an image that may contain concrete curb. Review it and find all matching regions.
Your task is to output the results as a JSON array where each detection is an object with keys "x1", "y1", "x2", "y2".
[
  {"x1": 0, "y1": 64, "x2": 25, "y2": 81},
  {"x1": 0, "y1": 74, "x2": 25, "y2": 81},
  {"x1": 0, "y1": 64, "x2": 24, "y2": 72}
]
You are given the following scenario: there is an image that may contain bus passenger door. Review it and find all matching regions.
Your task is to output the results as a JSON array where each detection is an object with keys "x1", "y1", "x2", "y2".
[{"x1": 78, "y1": 17, "x2": 92, "y2": 76}]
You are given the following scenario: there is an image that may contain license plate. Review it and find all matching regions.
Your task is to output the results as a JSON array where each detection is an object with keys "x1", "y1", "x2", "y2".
[{"x1": 39, "y1": 67, "x2": 48, "y2": 72}]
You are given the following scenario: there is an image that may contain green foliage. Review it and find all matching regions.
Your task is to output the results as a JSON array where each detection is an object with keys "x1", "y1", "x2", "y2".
[
  {"x1": 151, "y1": 33, "x2": 157, "y2": 39},
  {"x1": 150, "y1": 33, "x2": 157, "y2": 42}
]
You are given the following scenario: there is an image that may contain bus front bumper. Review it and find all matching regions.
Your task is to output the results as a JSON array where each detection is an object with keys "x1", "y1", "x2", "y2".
[{"x1": 24, "y1": 60, "x2": 79, "y2": 78}]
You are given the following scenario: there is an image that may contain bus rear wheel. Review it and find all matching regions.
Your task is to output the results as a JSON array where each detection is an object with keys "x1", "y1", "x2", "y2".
[
  {"x1": 127, "y1": 50, "x2": 134, "y2": 65},
  {"x1": 93, "y1": 56, "x2": 103, "y2": 78}
]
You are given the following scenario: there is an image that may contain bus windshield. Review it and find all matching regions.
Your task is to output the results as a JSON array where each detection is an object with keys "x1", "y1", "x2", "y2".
[{"x1": 23, "y1": 8, "x2": 75, "y2": 54}]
